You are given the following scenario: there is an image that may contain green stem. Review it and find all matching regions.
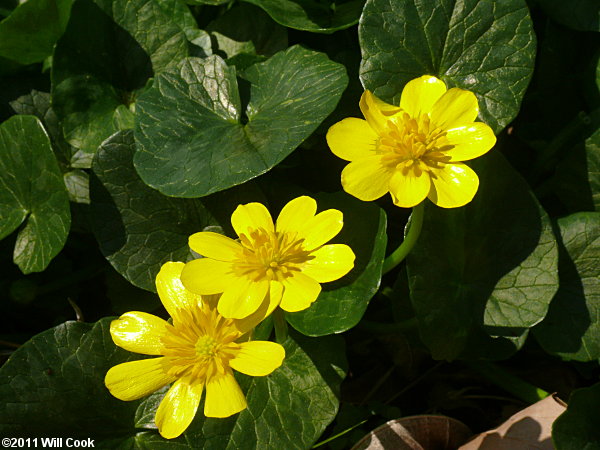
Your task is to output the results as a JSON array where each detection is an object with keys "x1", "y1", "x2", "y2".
[
  {"x1": 466, "y1": 361, "x2": 549, "y2": 404},
  {"x1": 382, "y1": 202, "x2": 425, "y2": 275},
  {"x1": 273, "y1": 309, "x2": 288, "y2": 343}
]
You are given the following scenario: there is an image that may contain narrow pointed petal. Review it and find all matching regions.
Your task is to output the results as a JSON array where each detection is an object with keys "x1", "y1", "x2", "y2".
[
  {"x1": 276, "y1": 196, "x2": 317, "y2": 236},
  {"x1": 359, "y1": 90, "x2": 399, "y2": 134},
  {"x1": 389, "y1": 169, "x2": 431, "y2": 208},
  {"x1": 155, "y1": 378, "x2": 204, "y2": 439},
  {"x1": 217, "y1": 278, "x2": 269, "y2": 319},
  {"x1": 326, "y1": 118, "x2": 379, "y2": 161},
  {"x1": 180, "y1": 258, "x2": 234, "y2": 295},
  {"x1": 400, "y1": 75, "x2": 447, "y2": 117},
  {"x1": 301, "y1": 209, "x2": 344, "y2": 250},
  {"x1": 302, "y1": 244, "x2": 355, "y2": 283},
  {"x1": 444, "y1": 123, "x2": 496, "y2": 162},
  {"x1": 231, "y1": 202, "x2": 274, "y2": 238},
  {"x1": 204, "y1": 371, "x2": 247, "y2": 418},
  {"x1": 105, "y1": 358, "x2": 175, "y2": 401},
  {"x1": 341, "y1": 155, "x2": 394, "y2": 201},
  {"x1": 428, "y1": 163, "x2": 479, "y2": 208},
  {"x1": 156, "y1": 262, "x2": 202, "y2": 325},
  {"x1": 230, "y1": 341, "x2": 285, "y2": 376},
  {"x1": 110, "y1": 312, "x2": 171, "y2": 355},
  {"x1": 188, "y1": 232, "x2": 242, "y2": 261},
  {"x1": 431, "y1": 88, "x2": 478, "y2": 130},
  {"x1": 280, "y1": 273, "x2": 321, "y2": 312},
  {"x1": 234, "y1": 281, "x2": 282, "y2": 333}
]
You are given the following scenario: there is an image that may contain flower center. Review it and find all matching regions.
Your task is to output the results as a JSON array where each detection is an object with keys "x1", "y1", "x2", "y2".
[
  {"x1": 195, "y1": 335, "x2": 219, "y2": 357},
  {"x1": 233, "y1": 227, "x2": 314, "y2": 282},
  {"x1": 378, "y1": 112, "x2": 453, "y2": 176}
]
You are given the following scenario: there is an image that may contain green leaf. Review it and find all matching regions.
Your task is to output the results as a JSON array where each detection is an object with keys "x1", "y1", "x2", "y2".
[
  {"x1": 241, "y1": 0, "x2": 364, "y2": 33},
  {"x1": 0, "y1": 0, "x2": 74, "y2": 64},
  {"x1": 52, "y1": 0, "x2": 189, "y2": 165},
  {"x1": 554, "y1": 126, "x2": 600, "y2": 212},
  {"x1": 206, "y1": 3, "x2": 288, "y2": 58},
  {"x1": 134, "y1": 45, "x2": 348, "y2": 197},
  {"x1": 63, "y1": 169, "x2": 90, "y2": 204},
  {"x1": 91, "y1": 130, "x2": 218, "y2": 292},
  {"x1": 533, "y1": 212, "x2": 600, "y2": 361},
  {"x1": 359, "y1": 0, "x2": 536, "y2": 134},
  {"x1": 407, "y1": 152, "x2": 559, "y2": 360},
  {"x1": 0, "y1": 319, "x2": 346, "y2": 449},
  {"x1": 552, "y1": 383, "x2": 600, "y2": 449},
  {"x1": 286, "y1": 192, "x2": 387, "y2": 336},
  {"x1": 538, "y1": 0, "x2": 600, "y2": 32},
  {"x1": 0, "y1": 115, "x2": 71, "y2": 274}
]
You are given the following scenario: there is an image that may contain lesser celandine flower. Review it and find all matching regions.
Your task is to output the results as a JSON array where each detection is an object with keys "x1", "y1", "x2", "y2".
[
  {"x1": 326, "y1": 75, "x2": 496, "y2": 208},
  {"x1": 180, "y1": 196, "x2": 355, "y2": 319},
  {"x1": 105, "y1": 262, "x2": 285, "y2": 439}
]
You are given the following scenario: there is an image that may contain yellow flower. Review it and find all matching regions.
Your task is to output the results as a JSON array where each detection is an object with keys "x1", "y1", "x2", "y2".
[
  {"x1": 105, "y1": 262, "x2": 285, "y2": 439},
  {"x1": 326, "y1": 75, "x2": 496, "y2": 208},
  {"x1": 180, "y1": 196, "x2": 355, "y2": 319}
]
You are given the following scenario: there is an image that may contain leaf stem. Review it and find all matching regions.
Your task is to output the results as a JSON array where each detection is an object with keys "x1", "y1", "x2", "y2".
[
  {"x1": 465, "y1": 361, "x2": 549, "y2": 404},
  {"x1": 273, "y1": 309, "x2": 288, "y2": 343},
  {"x1": 382, "y1": 202, "x2": 425, "y2": 275}
]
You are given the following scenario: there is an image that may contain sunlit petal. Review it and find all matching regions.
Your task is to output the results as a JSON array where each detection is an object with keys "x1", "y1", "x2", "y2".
[
  {"x1": 231, "y1": 202, "x2": 274, "y2": 237},
  {"x1": 302, "y1": 209, "x2": 344, "y2": 250},
  {"x1": 389, "y1": 169, "x2": 431, "y2": 208},
  {"x1": 188, "y1": 232, "x2": 242, "y2": 261},
  {"x1": 326, "y1": 118, "x2": 379, "y2": 161},
  {"x1": 341, "y1": 155, "x2": 394, "y2": 201},
  {"x1": 428, "y1": 163, "x2": 479, "y2": 208},
  {"x1": 359, "y1": 90, "x2": 400, "y2": 134},
  {"x1": 445, "y1": 123, "x2": 496, "y2": 162},
  {"x1": 230, "y1": 341, "x2": 285, "y2": 376},
  {"x1": 276, "y1": 196, "x2": 317, "y2": 236},
  {"x1": 110, "y1": 312, "x2": 171, "y2": 355},
  {"x1": 431, "y1": 88, "x2": 478, "y2": 130},
  {"x1": 302, "y1": 244, "x2": 355, "y2": 283},
  {"x1": 234, "y1": 281, "x2": 282, "y2": 333},
  {"x1": 400, "y1": 75, "x2": 447, "y2": 117},
  {"x1": 180, "y1": 258, "x2": 234, "y2": 295},
  {"x1": 204, "y1": 371, "x2": 247, "y2": 418},
  {"x1": 156, "y1": 262, "x2": 202, "y2": 324},
  {"x1": 217, "y1": 278, "x2": 269, "y2": 319},
  {"x1": 280, "y1": 273, "x2": 321, "y2": 312},
  {"x1": 155, "y1": 377, "x2": 204, "y2": 439},
  {"x1": 105, "y1": 358, "x2": 174, "y2": 401}
]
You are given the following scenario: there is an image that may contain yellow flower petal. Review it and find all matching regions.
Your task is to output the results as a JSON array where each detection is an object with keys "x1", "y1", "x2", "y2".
[
  {"x1": 301, "y1": 209, "x2": 344, "y2": 250},
  {"x1": 229, "y1": 341, "x2": 285, "y2": 376},
  {"x1": 234, "y1": 281, "x2": 282, "y2": 333},
  {"x1": 110, "y1": 312, "x2": 171, "y2": 355},
  {"x1": 280, "y1": 273, "x2": 321, "y2": 312},
  {"x1": 341, "y1": 155, "x2": 393, "y2": 201},
  {"x1": 430, "y1": 87, "x2": 478, "y2": 130},
  {"x1": 155, "y1": 377, "x2": 204, "y2": 439},
  {"x1": 428, "y1": 163, "x2": 479, "y2": 208},
  {"x1": 326, "y1": 118, "x2": 379, "y2": 161},
  {"x1": 188, "y1": 232, "x2": 242, "y2": 261},
  {"x1": 204, "y1": 371, "x2": 247, "y2": 418},
  {"x1": 231, "y1": 202, "x2": 274, "y2": 238},
  {"x1": 388, "y1": 168, "x2": 431, "y2": 208},
  {"x1": 105, "y1": 358, "x2": 175, "y2": 401},
  {"x1": 275, "y1": 196, "x2": 317, "y2": 236},
  {"x1": 400, "y1": 75, "x2": 447, "y2": 117},
  {"x1": 445, "y1": 122, "x2": 496, "y2": 162},
  {"x1": 359, "y1": 90, "x2": 400, "y2": 134},
  {"x1": 156, "y1": 262, "x2": 202, "y2": 325},
  {"x1": 217, "y1": 277, "x2": 269, "y2": 319},
  {"x1": 180, "y1": 258, "x2": 234, "y2": 295},
  {"x1": 302, "y1": 244, "x2": 355, "y2": 283}
]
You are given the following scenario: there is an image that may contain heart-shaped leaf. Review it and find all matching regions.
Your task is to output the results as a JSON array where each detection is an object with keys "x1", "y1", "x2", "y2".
[
  {"x1": 134, "y1": 45, "x2": 348, "y2": 197},
  {"x1": 533, "y1": 212, "x2": 600, "y2": 361},
  {"x1": 359, "y1": 0, "x2": 536, "y2": 133},
  {"x1": 286, "y1": 192, "x2": 387, "y2": 336},
  {"x1": 0, "y1": 115, "x2": 71, "y2": 274},
  {"x1": 552, "y1": 383, "x2": 600, "y2": 449},
  {"x1": 407, "y1": 152, "x2": 559, "y2": 360}
]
